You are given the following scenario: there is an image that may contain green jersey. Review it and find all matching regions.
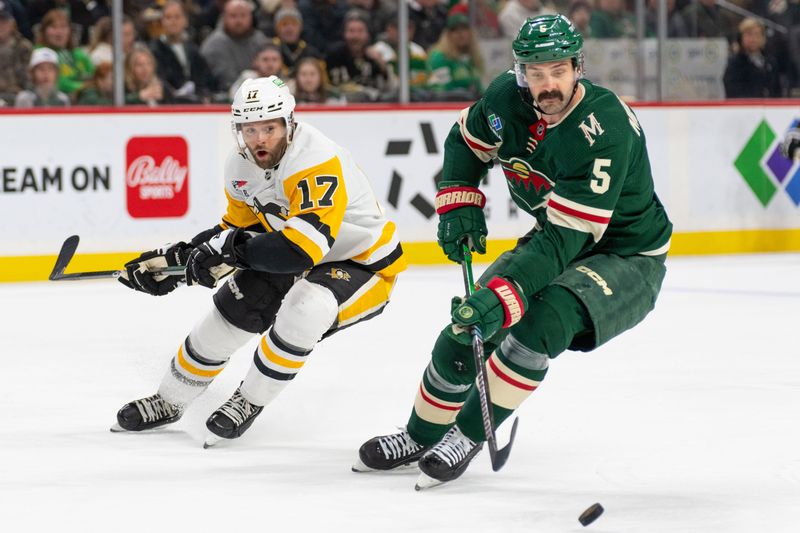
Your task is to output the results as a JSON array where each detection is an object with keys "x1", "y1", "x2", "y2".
[{"x1": 442, "y1": 72, "x2": 672, "y2": 297}]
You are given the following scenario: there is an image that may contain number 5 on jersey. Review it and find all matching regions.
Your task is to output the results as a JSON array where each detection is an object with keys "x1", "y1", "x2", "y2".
[{"x1": 297, "y1": 175, "x2": 340, "y2": 210}]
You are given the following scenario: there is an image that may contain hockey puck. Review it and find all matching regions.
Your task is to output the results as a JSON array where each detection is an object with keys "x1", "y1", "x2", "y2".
[{"x1": 578, "y1": 503, "x2": 604, "y2": 527}]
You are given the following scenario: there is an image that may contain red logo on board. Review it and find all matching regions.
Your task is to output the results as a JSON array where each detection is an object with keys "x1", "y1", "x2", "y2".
[{"x1": 125, "y1": 136, "x2": 189, "y2": 218}]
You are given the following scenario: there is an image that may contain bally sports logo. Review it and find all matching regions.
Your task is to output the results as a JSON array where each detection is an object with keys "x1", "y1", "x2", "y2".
[{"x1": 125, "y1": 136, "x2": 189, "y2": 218}]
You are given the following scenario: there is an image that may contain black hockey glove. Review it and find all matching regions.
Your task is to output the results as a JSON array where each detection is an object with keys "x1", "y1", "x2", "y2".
[
  {"x1": 185, "y1": 228, "x2": 252, "y2": 288},
  {"x1": 118, "y1": 242, "x2": 192, "y2": 296},
  {"x1": 781, "y1": 127, "x2": 800, "y2": 160}
]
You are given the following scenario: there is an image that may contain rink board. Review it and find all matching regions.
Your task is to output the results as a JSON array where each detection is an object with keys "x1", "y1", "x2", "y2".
[{"x1": 0, "y1": 102, "x2": 798, "y2": 281}]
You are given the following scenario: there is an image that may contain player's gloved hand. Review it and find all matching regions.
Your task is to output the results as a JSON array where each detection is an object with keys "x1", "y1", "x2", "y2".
[
  {"x1": 185, "y1": 228, "x2": 251, "y2": 288},
  {"x1": 435, "y1": 183, "x2": 487, "y2": 263},
  {"x1": 450, "y1": 277, "x2": 527, "y2": 343},
  {"x1": 118, "y1": 242, "x2": 192, "y2": 296},
  {"x1": 780, "y1": 127, "x2": 800, "y2": 160}
]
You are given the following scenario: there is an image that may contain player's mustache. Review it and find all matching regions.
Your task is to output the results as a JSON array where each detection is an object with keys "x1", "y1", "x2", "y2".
[{"x1": 537, "y1": 90, "x2": 563, "y2": 101}]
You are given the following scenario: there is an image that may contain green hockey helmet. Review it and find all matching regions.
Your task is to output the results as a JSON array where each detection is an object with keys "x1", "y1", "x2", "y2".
[{"x1": 512, "y1": 14, "x2": 584, "y2": 65}]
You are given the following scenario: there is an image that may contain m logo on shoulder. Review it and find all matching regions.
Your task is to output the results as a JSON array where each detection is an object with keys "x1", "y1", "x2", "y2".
[{"x1": 578, "y1": 113, "x2": 605, "y2": 147}]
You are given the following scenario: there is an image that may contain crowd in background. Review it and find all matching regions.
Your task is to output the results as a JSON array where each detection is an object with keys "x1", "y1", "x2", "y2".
[{"x1": 0, "y1": 0, "x2": 798, "y2": 108}]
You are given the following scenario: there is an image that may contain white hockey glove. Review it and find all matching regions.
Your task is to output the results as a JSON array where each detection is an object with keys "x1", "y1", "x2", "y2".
[
  {"x1": 185, "y1": 229, "x2": 251, "y2": 288},
  {"x1": 781, "y1": 127, "x2": 800, "y2": 160},
  {"x1": 119, "y1": 242, "x2": 192, "y2": 296}
]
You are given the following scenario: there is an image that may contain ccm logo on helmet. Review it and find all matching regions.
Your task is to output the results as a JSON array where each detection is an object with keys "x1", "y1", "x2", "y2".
[{"x1": 242, "y1": 106, "x2": 263, "y2": 112}]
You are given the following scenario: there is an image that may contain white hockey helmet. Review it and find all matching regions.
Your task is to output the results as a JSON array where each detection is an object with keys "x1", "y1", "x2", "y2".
[{"x1": 231, "y1": 76, "x2": 296, "y2": 163}]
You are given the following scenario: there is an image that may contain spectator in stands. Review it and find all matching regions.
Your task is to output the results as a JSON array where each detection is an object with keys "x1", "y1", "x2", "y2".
[
  {"x1": 409, "y1": 0, "x2": 448, "y2": 50},
  {"x1": 86, "y1": 15, "x2": 137, "y2": 66},
  {"x1": 229, "y1": 42, "x2": 286, "y2": 98},
  {"x1": 371, "y1": 11, "x2": 428, "y2": 93},
  {"x1": 426, "y1": 10, "x2": 483, "y2": 99},
  {"x1": 76, "y1": 60, "x2": 114, "y2": 104},
  {"x1": 469, "y1": 0, "x2": 503, "y2": 39},
  {"x1": 289, "y1": 55, "x2": 345, "y2": 103},
  {"x1": 151, "y1": 0, "x2": 217, "y2": 103},
  {"x1": 272, "y1": 5, "x2": 321, "y2": 76},
  {"x1": 15, "y1": 46, "x2": 70, "y2": 106},
  {"x1": 724, "y1": 17, "x2": 783, "y2": 97},
  {"x1": 0, "y1": 0, "x2": 32, "y2": 105},
  {"x1": 348, "y1": 0, "x2": 392, "y2": 38},
  {"x1": 200, "y1": 0, "x2": 269, "y2": 91},
  {"x1": 325, "y1": 10, "x2": 388, "y2": 101},
  {"x1": 125, "y1": 42, "x2": 171, "y2": 105},
  {"x1": 299, "y1": 0, "x2": 349, "y2": 53},
  {"x1": 680, "y1": 0, "x2": 738, "y2": 40},
  {"x1": 590, "y1": 0, "x2": 637, "y2": 38},
  {"x1": 28, "y1": 0, "x2": 108, "y2": 45},
  {"x1": 569, "y1": 0, "x2": 593, "y2": 38},
  {"x1": 37, "y1": 8, "x2": 95, "y2": 97},
  {"x1": 645, "y1": 0, "x2": 689, "y2": 38},
  {"x1": 499, "y1": 0, "x2": 555, "y2": 38},
  {"x1": 2, "y1": 0, "x2": 32, "y2": 41}
]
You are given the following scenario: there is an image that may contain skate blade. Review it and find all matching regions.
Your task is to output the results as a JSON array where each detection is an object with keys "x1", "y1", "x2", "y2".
[
  {"x1": 109, "y1": 423, "x2": 126, "y2": 433},
  {"x1": 351, "y1": 457, "x2": 374, "y2": 472},
  {"x1": 414, "y1": 472, "x2": 445, "y2": 491},
  {"x1": 203, "y1": 433, "x2": 226, "y2": 449},
  {"x1": 351, "y1": 457, "x2": 421, "y2": 473}
]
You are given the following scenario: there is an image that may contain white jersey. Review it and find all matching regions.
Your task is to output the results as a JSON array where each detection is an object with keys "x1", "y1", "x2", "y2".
[{"x1": 220, "y1": 122, "x2": 405, "y2": 278}]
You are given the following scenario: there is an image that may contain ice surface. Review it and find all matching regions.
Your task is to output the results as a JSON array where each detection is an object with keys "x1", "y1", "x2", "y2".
[{"x1": 1, "y1": 254, "x2": 799, "y2": 532}]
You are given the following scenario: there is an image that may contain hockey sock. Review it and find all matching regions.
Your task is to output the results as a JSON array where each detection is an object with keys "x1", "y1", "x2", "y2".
[
  {"x1": 159, "y1": 335, "x2": 230, "y2": 406},
  {"x1": 240, "y1": 327, "x2": 311, "y2": 406},
  {"x1": 158, "y1": 306, "x2": 253, "y2": 406},
  {"x1": 406, "y1": 332, "x2": 494, "y2": 446},
  {"x1": 456, "y1": 335, "x2": 549, "y2": 443}
]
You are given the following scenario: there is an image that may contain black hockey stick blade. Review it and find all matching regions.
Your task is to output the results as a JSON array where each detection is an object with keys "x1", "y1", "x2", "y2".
[
  {"x1": 49, "y1": 235, "x2": 185, "y2": 281},
  {"x1": 489, "y1": 416, "x2": 519, "y2": 472},
  {"x1": 49, "y1": 235, "x2": 80, "y2": 281}
]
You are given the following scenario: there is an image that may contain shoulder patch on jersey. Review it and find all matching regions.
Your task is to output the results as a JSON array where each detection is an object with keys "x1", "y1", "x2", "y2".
[{"x1": 488, "y1": 113, "x2": 503, "y2": 138}]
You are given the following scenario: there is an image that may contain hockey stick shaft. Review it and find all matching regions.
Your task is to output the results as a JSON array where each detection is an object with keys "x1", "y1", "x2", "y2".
[
  {"x1": 49, "y1": 235, "x2": 185, "y2": 281},
  {"x1": 460, "y1": 244, "x2": 518, "y2": 471}
]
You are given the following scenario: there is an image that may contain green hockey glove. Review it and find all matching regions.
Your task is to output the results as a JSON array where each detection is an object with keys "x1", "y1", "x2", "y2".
[
  {"x1": 435, "y1": 184, "x2": 487, "y2": 263},
  {"x1": 451, "y1": 277, "x2": 527, "y2": 342}
]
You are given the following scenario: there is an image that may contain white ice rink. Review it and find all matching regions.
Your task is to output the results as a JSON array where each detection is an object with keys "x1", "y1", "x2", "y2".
[{"x1": 1, "y1": 254, "x2": 799, "y2": 532}]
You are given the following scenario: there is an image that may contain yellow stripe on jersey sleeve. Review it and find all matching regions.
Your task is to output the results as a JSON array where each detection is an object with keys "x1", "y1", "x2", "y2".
[
  {"x1": 222, "y1": 188, "x2": 259, "y2": 229},
  {"x1": 282, "y1": 156, "x2": 349, "y2": 240}
]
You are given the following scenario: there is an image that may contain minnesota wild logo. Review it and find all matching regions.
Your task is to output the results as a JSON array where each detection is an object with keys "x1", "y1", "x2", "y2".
[{"x1": 499, "y1": 157, "x2": 553, "y2": 194}]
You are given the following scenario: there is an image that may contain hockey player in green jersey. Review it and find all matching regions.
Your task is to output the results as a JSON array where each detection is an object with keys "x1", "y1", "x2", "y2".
[{"x1": 353, "y1": 14, "x2": 673, "y2": 489}]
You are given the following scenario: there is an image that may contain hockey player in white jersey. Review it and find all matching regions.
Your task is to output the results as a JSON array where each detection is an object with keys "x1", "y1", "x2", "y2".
[{"x1": 114, "y1": 76, "x2": 406, "y2": 446}]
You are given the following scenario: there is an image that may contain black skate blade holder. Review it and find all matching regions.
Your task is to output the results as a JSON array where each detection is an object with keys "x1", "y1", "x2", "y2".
[
  {"x1": 460, "y1": 244, "x2": 519, "y2": 472},
  {"x1": 49, "y1": 235, "x2": 185, "y2": 281}
]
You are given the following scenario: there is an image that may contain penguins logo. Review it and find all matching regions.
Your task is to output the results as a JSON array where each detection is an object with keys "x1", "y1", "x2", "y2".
[
  {"x1": 327, "y1": 268, "x2": 351, "y2": 281},
  {"x1": 500, "y1": 157, "x2": 554, "y2": 194}
]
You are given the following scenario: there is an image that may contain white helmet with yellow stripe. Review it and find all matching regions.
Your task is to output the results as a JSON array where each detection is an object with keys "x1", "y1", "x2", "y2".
[{"x1": 231, "y1": 76, "x2": 296, "y2": 164}]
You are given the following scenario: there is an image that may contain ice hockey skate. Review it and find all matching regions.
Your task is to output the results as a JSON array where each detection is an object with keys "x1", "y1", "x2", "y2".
[
  {"x1": 111, "y1": 393, "x2": 183, "y2": 432},
  {"x1": 352, "y1": 428, "x2": 431, "y2": 473},
  {"x1": 203, "y1": 386, "x2": 263, "y2": 448},
  {"x1": 415, "y1": 425, "x2": 483, "y2": 490}
]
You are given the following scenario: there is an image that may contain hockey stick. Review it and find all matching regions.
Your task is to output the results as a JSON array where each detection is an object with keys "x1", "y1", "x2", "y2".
[
  {"x1": 461, "y1": 244, "x2": 519, "y2": 472},
  {"x1": 49, "y1": 235, "x2": 185, "y2": 281}
]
